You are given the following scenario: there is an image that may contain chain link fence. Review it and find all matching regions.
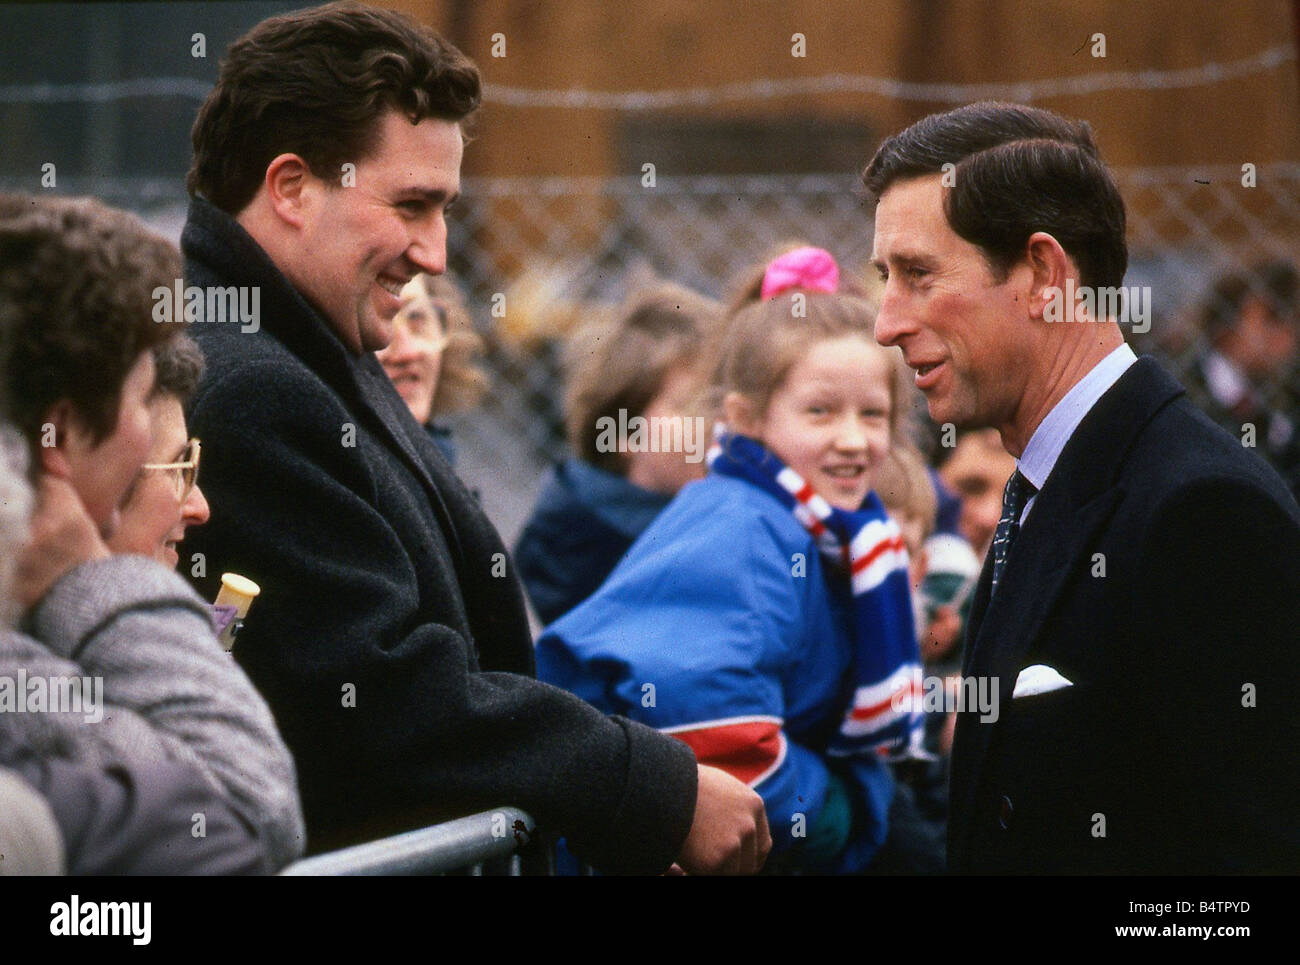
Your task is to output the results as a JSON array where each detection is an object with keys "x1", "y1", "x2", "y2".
[
  {"x1": 438, "y1": 165, "x2": 1300, "y2": 543},
  {"x1": 7, "y1": 164, "x2": 1295, "y2": 543}
]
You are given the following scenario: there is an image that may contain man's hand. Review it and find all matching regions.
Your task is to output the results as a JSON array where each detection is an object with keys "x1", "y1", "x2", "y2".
[
  {"x1": 676, "y1": 764, "x2": 771, "y2": 875},
  {"x1": 14, "y1": 475, "x2": 110, "y2": 611}
]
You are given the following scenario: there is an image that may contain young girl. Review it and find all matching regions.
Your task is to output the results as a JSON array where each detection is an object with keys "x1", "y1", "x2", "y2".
[{"x1": 537, "y1": 246, "x2": 926, "y2": 872}]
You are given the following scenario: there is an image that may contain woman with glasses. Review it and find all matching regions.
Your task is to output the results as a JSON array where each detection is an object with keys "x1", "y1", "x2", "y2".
[{"x1": 109, "y1": 336, "x2": 211, "y2": 569}]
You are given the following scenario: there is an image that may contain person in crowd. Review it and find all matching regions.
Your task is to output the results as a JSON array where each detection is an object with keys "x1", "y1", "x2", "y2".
[
  {"x1": 0, "y1": 422, "x2": 62, "y2": 877},
  {"x1": 0, "y1": 729, "x2": 270, "y2": 876},
  {"x1": 0, "y1": 765, "x2": 63, "y2": 875},
  {"x1": 180, "y1": 2, "x2": 767, "y2": 873},
  {"x1": 0, "y1": 192, "x2": 304, "y2": 871},
  {"x1": 107, "y1": 334, "x2": 210, "y2": 569},
  {"x1": 375, "y1": 271, "x2": 488, "y2": 467},
  {"x1": 538, "y1": 245, "x2": 942, "y2": 873},
  {"x1": 912, "y1": 426, "x2": 1013, "y2": 657},
  {"x1": 0, "y1": 423, "x2": 267, "y2": 876},
  {"x1": 934, "y1": 427, "x2": 1015, "y2": 560},
  {"x1": 515, "y1": 280, "x2": 720, "y2": 625},
  {"x1": 865, "y1": 100, "x2": 1300, "y2": 872},
  {"x1": 1179, "y1": 259, "x2": 1300, "y2": 498}
]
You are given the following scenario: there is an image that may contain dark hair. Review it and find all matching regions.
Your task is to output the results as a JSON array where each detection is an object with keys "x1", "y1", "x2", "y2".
[
  {"x1": 862, "y1": 102, "x2": 1127, "y2": 291},
  {"x1": 1201, "y1": 260, "x2": 1299, "y2": 340},
  {"x1": 931, "y1": 425, "x2": 992, "y2": 470},
  {"x1": 151, "y1": 332, "x2": 205, "y2": 405},
  {"x1": 0, "y1": 194, "x2": 179, "y2": 450},
  {"x1": 188, "y1": 0, "x2": 481, "y2": 214}
]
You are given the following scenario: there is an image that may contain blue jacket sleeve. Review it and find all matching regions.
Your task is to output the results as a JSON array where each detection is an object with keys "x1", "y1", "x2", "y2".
[{"x1": 537, "y1": 482, "x2": 849, "y2": 862}]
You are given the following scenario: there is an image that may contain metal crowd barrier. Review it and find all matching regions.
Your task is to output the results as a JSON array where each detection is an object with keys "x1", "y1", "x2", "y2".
[{"x1": 280, "y1": 806, "x2": 538, "y2": 876}]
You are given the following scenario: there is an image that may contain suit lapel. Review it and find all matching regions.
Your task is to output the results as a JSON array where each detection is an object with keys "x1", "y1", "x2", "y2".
[
  {"x1": 949, "y1": 356, "x2": 1187, "y2": 863},
  {"x1": 969, "y1": 486, "x2": 1122, "y2": 683},
  {"x1": 949, "y1": 485, "x2": 1123, "y2": 845},
  {"x1": 961, "y1": 552, "x2": 993, "y2": 678}
]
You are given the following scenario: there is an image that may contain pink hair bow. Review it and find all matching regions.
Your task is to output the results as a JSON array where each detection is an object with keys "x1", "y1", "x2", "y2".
[{"x1": 760, "y1": 246, "x2": 840, "y2": 300}]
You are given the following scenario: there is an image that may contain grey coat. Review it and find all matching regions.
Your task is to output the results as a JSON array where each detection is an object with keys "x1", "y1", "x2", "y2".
[{"x1": 3, "y1": 554, "x2": 304, "y2": 868}]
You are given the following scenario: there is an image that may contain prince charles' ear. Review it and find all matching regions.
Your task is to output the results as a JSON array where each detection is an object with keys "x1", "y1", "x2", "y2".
[{"x1": 1024, "y1": 231, "x2": 1076, "y2": 322}]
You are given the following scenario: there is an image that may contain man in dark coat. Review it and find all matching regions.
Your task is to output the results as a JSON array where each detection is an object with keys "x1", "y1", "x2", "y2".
[
  {"x1": 864, "y1": 102, "x2": 1300, "y2": 873},
  {"x1": 180, "y1": 2, "x2": 768, "y2": 874}
]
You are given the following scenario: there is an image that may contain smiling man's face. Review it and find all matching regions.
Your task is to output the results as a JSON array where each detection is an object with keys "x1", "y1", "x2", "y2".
[
  {"x1": 289, "y1": 110, "x2": 463, "y2": 354},
  {"x1": 871, "y1": 174, "x2": 1033, "y2": 434}
]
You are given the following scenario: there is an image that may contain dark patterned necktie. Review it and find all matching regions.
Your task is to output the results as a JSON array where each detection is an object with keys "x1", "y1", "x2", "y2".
[{"x1": 990, "y1": 469, "x2": 1038, "y2": 596}]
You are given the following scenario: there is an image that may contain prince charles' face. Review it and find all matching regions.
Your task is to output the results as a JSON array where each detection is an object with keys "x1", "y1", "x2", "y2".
[{"x1": 871, "y1": 174, "x2": 1036, "y2": 435}]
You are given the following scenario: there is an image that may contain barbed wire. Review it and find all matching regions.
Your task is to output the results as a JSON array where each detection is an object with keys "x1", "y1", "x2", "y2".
[
  {"x1": 0, "y1": 76, "x2": 213, "y2": 104},
  {"x1": 486, "y1": 44, "x2": 1296, "y2": 108},
  {"x1": 4, "y1": 163, "x2": 1296, "y2": 204},
  {"x1": 0, "y1": 44, "x2": 1291, "y2": 108}
]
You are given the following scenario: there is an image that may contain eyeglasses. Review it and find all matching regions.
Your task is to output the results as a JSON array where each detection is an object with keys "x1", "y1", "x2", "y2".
[
  {"x1": 141, "y1": 438, "x2": 201, "y2": 502},
  {"x1": 392, "y1": 301, "x2": 451, "y2": 351}
]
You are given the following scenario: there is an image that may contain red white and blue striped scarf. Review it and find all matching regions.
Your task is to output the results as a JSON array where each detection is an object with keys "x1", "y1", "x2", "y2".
[{"x1": 708, "y1": 429, "x2": 926, "y2": 760}]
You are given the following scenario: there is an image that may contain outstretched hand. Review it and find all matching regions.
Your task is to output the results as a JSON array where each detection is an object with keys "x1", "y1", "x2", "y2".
[{"x1": 676, "y1": 763, "x2": 772, "y2": 875}]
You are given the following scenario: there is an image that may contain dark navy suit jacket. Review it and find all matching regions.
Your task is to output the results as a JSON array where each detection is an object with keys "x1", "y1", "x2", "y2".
[{"x1": 949, "y1": 356, "x2": 1300, "y2": 873}]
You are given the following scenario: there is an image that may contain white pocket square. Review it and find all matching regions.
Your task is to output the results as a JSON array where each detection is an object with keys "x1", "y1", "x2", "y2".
[{"x1": 1012, "y1": 664, "x2": 1073, "y2": 698}]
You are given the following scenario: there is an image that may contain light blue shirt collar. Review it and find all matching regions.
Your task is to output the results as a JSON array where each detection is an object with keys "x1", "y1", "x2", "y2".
[{"x1": 1019, "y1": 343, "x2": 1137, "y2": 520}]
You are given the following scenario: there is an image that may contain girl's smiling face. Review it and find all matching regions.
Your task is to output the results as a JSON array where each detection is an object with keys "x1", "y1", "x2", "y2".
[{"x1": 727, "y1": 334, "x2": 894, "y2": 511}]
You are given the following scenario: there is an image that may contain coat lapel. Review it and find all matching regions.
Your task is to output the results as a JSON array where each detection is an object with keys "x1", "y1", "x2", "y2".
[
  {"x1": 352, "y1": 355, "x2": 442, "y2": 497},
  {"x1": 949, "y1": 356, "x2": 1187, "y2": 862},
  {"x1": 949, "y1": 485, "x2": 1123, "y2": 846},
  {"x1": 348, "y1": 353, "x2": 468, "y2": 570}
]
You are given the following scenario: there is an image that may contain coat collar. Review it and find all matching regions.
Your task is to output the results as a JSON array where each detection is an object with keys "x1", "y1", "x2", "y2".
[
  {"x1": 182, "y1": 196, "x2": 359, "y2": 390},
  {"x1": 951, "y1": 356, "x2": 1186, "y2": 852}
]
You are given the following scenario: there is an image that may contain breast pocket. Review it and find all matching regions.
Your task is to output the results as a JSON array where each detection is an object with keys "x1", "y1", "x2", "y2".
[{"x1": 993, "y1": 682, "x2": 1100, "y2": 790}]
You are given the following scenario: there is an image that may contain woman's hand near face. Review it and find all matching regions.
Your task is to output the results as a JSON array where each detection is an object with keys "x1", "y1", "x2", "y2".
[{"x1": 15, "y1": 475, "x2": 110, "y2": 611}]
